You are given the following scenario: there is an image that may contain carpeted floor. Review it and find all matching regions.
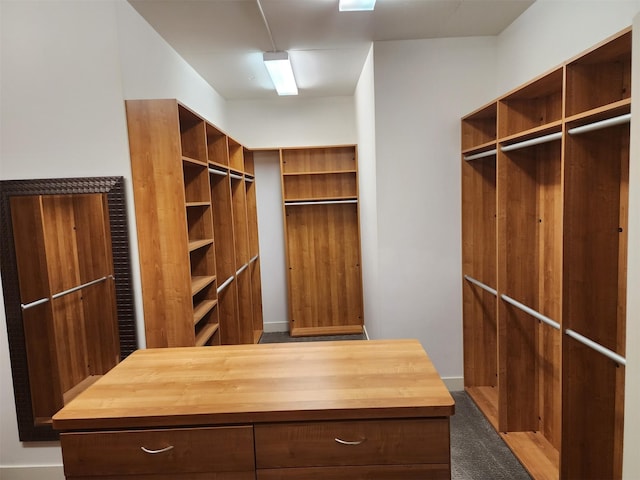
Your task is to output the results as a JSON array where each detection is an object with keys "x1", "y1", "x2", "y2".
[
  {"x1": 259, "y1": 332, "x2": 531, "y2": 480},
  {"x1": 450, "y1": 390, "x2": 531, "y2": 479}
]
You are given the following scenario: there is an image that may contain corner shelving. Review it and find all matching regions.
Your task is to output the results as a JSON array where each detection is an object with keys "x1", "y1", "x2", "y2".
[{"x1": 126, "y1": 99, "x2": 264, "y2": 348}]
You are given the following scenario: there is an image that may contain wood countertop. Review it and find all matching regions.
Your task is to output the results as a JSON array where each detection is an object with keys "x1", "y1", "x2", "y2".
[{"x1": 52, "y1": 339, "x2": 454, "y2": 431}]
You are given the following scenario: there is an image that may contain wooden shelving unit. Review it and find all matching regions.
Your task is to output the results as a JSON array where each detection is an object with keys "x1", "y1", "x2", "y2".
[
  {"x1": 281, "y1": 145, "x2": 364, "y2": 337},
  {"x1": 126, "y1": 99, "x2": 263, "y2": 348},
  {"x1": 461, "y1": 28, "x2": 631, "y2": 480}
]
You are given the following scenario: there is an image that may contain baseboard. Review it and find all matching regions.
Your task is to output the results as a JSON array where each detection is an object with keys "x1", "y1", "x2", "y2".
[
  {"x1": 0, "y1": 466, "x2": 65, "y2": 480},
  {"x1": 262, "y1": 321, "x2": 289, "y2": 333},
  {"x1": 442, "y1": 376, "x2": 464, "y2": 391}
]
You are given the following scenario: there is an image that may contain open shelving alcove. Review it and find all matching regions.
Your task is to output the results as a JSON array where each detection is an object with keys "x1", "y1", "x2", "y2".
[
  {"x1": 280, "y1": 145, "x2": 364, "y2": 337},
  {"x1": 461, "y1": 27, "x2": 631, "y2": 480}
]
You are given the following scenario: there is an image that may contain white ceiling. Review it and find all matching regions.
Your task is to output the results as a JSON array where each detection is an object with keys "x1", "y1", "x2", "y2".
[{"x1": 128, "y1": 0, "x2": 535, "y2": 100}]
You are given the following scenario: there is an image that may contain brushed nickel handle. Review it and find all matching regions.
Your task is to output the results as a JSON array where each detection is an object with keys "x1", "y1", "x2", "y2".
[
  {"x1": 141, "y1": 445, "x2": 174, "y2": 454},
  {"x1": 334, "y1": 437, "x2": 366, "y2": 446}
]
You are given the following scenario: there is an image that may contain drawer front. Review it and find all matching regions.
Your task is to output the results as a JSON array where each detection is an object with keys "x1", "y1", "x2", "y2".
[
  {"x1": 69, "y1": 473, "x2": 255, "y2": 480},
  {"x1": 255, "y1": 418, "x2": 450, "y2": 468},
  {"x1": 61, "y1": 426, "x2": 255, "y2": 476},
  {"x1": 257, "y1": 464, "x2": 450, "y2": 480}
]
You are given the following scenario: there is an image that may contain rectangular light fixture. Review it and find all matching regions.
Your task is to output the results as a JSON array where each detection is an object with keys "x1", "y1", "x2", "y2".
[
  {"x1": 339, "y1": 0, "x2": 376, "y2": 11},
  {"x1": 263, "y1": 51, "x2": 298, "y2": 96}
]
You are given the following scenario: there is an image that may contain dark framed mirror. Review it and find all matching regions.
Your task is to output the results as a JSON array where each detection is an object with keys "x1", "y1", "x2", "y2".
[{"x1": 0, "y1": 177, "x2": 137, "y2": 441}]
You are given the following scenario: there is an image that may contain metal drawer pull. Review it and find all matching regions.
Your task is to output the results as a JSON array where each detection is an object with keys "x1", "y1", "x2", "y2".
[
  {"x1": 334, "y1": 437, "x2": 366, "y2": 446},
  {"x1": 141, "y1": 445, "x2": 174, "y2": 454}
]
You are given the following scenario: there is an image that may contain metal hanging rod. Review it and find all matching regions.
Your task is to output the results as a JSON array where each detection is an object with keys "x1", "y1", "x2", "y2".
[
  {"x1": 463, "y1": 275, "x2": 497, "y2": 296},
  {"x1": 21, "y1": 297, "x2": 50, "y2": 311},
  {"x1": 209, "y1": 168, "x2": 228, "y2": 177},
  {"x1": 217, "y1": 276, "x2": 234, "y2": 294},
  {"x1": 568, "y1": 113, "x2": 631, "y2": 136},
  {"x1": 52, "y1": 276, "x2": 112, "y2": 300},
  {"x1": 565, "y1": 329, "x2": 626, "y2": 366},
  {"x1": 245, "y1": 177, "x2": 255, "y2": 183},
  {"x1": 463, "y1": 149, "x2": 497, "y2": 161},
  {"x1": 501, "y1": 132, "x2": 562, "y2": 153},
  {"x1": 501, "y1": 294, "x2": 560, "y2": 330},
  {"x1": 285, "y1": 199, "x2": 358, "y2": 206},
  {"x1": 236, "y1": 263, "x2": 249, "y2": 276},
  {"x1": 250, "y1": 254, "x2": 259, "y2": 264},
  {"x1": 229, "y1": 173, "x2": 244, "y2": 181}
]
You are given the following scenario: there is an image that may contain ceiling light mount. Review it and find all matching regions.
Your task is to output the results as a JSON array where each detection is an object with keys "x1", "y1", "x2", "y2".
[
  {"x1": 263, "y1": 51, "x2": 298, "y2": 96},
  {"x1": 339, "y1": 0, "x2": 376, "y2": 11}
]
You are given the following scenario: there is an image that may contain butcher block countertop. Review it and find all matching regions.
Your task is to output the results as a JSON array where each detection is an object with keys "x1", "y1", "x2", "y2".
[{"x1": 53, "y1": 339, "x2": 455, "y2": 431}]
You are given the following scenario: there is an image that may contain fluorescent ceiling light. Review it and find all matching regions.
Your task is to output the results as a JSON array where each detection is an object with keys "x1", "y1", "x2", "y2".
[
  {"x1": 339, "y1": 0, "x2": 376, "y2": 11},
  {"x1": 263, "y1": 51, "x2": 298, "y2": 96}
]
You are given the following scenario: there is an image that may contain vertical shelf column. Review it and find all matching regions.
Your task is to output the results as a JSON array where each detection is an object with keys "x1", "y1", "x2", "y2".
[
  {"x1": 561, "y1": 28, "x2": 630, "y2": 480},
  {"x1": 461, "y1": 102, "x2": 499, "y2": 426}
]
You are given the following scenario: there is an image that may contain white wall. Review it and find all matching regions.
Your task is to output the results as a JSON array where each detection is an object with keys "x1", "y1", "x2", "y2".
[
  {"x1": 0, "y1": 1, "x2": 231, "y2": 476},
  {"x1": 0, "y1": 1, "x2": 128, "y2": 473},
  {"x1": 253, "y1": 150, "x2": 289, "y2": 332},
  {"x1": 353, "y1": 45, "x2": 379, "y2": 339},
  {"x1": 497, "y1": 0, "x2": 640, "y2": 93},
  {"x1": 227, "y1": 96, "x2": 356, "y2": 149},
  {"x1": 372, "y1": 36, "x2": 497, "y2": 379}
]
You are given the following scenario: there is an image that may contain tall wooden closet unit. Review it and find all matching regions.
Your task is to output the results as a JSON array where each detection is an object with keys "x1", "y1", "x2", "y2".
[
  {"x1": 280, "y1": 145, "x2": 364, "y2": 336},
  {"x1": 461, "y1": 28, "x2": 630, "y2": 480},
  {"x1": 126, "y1": 99, "x2": 263, "y2": 348}
]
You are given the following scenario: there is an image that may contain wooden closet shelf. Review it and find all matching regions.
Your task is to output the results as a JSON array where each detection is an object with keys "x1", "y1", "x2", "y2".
[
  {"x1": 284, "y1": 197, "x2": 358, "y2": 205},
  {"x1": 188, "y1": 238, "x2": 214, "y2": 252},
  {"x1": 565, "y1": 99, "x2": 631, "y2": 129},
  {"x1": 283, "y1": 169, "x2": 357, "y2": 176},
  {"x1": 191, "y1": 275, "x2": 216, "y2": 296},
  {"x1": 185, "y1": 201, "x2": 211, "y2": 208},
  {"x1": 182, "y1": 156, "x2": 208, "y2": 167},
  {"x1": 193, "y1": 299, "x2": 218, "y2": 325},
  {"x1": 195, "y1": 323, "x2": 219, "y2": 347},
  {"x1": 498, "y1": 121, "x2": 563, "y2": 145},
  {"x1": 461, "y1": 140, "x2": 497, "y2": 157}
]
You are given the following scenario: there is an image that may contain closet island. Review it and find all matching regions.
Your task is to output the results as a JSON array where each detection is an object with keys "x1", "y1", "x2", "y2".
[{"x1": 52, "y1": 339, "x2": 454, "y2": 479}]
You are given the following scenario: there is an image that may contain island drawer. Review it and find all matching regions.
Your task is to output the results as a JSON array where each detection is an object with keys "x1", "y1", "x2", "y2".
[
  {"x1": 60, "y1": 426, "x2": 255, "y2": 477},
  {"x1": 254, "y1": 418, "x2": 450, "y2": 468}
]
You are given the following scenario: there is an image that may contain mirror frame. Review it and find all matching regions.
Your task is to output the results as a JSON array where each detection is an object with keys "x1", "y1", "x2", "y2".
[{"x1": 0, "y1": 176, "x2": 137, "y2": 441}]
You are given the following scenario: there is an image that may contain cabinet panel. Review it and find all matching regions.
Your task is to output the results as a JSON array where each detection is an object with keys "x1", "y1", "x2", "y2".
[
  {"x1": 285, "y1": 203, "x2": 363, "y2": 334},
  {"x1": 60, "y1": 426, "x2": 255, "y2": 477}
]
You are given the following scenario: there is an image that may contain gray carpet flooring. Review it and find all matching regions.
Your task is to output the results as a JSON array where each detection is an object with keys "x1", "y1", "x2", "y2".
[{"x1": 259, "y1": 332, "x2": 531, "y2": 480}]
